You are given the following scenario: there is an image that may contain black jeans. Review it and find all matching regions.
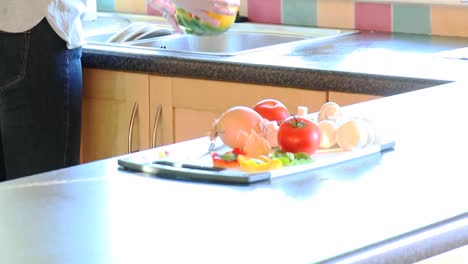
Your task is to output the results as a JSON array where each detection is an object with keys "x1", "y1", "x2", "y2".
[{"x1": 0, "y1": 19, "x2": 82, "y2": 180}]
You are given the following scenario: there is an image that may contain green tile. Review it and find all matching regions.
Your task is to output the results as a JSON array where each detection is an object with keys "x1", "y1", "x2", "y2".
[
  {"x1": 393, "y1": 3, "x2": 430, "y2": 35},
  {"x1": 282, "y1": 0, "x2": 317, "y2": 27},
  {"x1": 97, "y1": 0, "x2": 115, "y2": 12}
]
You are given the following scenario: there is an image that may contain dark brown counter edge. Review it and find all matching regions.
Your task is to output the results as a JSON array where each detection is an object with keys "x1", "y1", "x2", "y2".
[
  {"x1": 81, "y1": 49, "x2": 448, "y2": 97},
  {"x1": 323, "y1": 212, "x2": 468, "y2": 264}
]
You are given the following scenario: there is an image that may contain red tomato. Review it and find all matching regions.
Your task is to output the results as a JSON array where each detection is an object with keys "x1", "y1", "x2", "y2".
[
  {"x1": 277, "y1": 116, "x2": 321, "y2": 155},
  {"x1": 253, "y1": 99, "x2": 290, "y2": 124}
]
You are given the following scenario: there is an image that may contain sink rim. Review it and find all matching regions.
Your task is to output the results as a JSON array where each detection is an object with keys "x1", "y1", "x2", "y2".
[
  {"x1": 84, "y1": 18, "x2": 359, "y2": 56},
  {"x1": 122, "y1": 29, "x2": 358, "y2": 56}
]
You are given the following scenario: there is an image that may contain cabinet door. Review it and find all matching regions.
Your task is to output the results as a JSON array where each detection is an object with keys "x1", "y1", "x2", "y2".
[
  {"x1": 171, "y1": 77, "x2": 328, "y2": 142},
  {"x1": 328, "y1": 91, "x2": 382, "y2": 106},
  {"x1": 81, "y1": 68, "x2": 150, "y2": 163}
]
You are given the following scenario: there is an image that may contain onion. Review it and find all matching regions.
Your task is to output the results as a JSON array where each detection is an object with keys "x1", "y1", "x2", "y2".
[
  {"x1": 210, "y1": 106, "x2": 266, "y2": 149},
  {"x1": 263, "y1": 120, "x2": 279, "y2": 148},
  {"x1": 243, "y1": 129, "x2": 271, "y2": 157}
]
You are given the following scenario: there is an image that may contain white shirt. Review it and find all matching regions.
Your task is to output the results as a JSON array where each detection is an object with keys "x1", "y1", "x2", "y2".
[{"x1": 0, "y1": 0, "x2": 87, "y2": 49}]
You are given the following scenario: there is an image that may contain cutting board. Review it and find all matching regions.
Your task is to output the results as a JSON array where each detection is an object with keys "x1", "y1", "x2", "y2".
[{"x1": 118, "y1": 137, "x2": 395, "y2": 184}]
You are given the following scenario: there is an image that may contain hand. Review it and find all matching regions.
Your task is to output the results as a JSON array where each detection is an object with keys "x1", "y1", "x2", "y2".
[
  {"x1": 147, "y1": 0, "x2": 183, "y2": 33},
  {"x1": 173, "y1": 0, "x2": 240, "y2": 27}
]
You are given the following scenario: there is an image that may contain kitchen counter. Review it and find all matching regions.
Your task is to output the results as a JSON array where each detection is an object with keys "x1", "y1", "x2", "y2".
[
  {"x1": 2, "y1": 80, "x2": 468, "y2": 264},
  {"x1": 1, "y1": 16, "x2": 468, "y2": 264},
  {"x1": 82, "y1": 19, "x2": 468, "y2": 96}
]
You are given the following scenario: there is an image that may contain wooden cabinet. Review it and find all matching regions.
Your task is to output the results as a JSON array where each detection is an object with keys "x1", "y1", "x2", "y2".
[
  {"x1": 81, "y1": 69, "x2": 378, "y2": 163},
  {"x1": 81, "y1": 69, "x2": 152, "y2": 163},
  {"x1": 170, "y1": 77, "x2": 328, "y2": 142},
  {"x1": 328, "y1": 91, "x2": 382, "y2": 106},
  {"x1": 81, "y1": 69, "x2": 176, "y2": 163}
]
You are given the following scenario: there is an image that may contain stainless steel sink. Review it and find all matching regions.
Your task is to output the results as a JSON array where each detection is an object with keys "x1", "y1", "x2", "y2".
[
  {"x1": 85, "y1": 17, "x2": 358, "y2": 56},
  {"x1": 86, "y1": 32, "x2": 120, "y2": 43},
  {"x1": 125, "y1": 32, "x2": 309, "y2": 55},
  {"x1": 123, "y1": 23, "x2": 358, "y2": 56},
  {"x1": 86, "y1": 22, "x2": 174, "y2": 44}
]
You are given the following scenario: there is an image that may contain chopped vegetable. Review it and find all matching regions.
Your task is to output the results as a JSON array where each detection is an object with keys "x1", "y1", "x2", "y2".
[
  {"x1": 264, "y1": 120, "x2": 279, "y2": 148},
  {"x1": 243, "y1": 129, "x2": 271, "y2": 157},
  {"x1": 212, "y1": 153, "x2": 239, "y2": 168},
  {"x1": 211, "y1": 148, "x2": 245, "y2": 169},
  {"x1": 271, "y1": 149, "x2": 314, "y2": 166},
  {"x1": 155, "y1": 150, "x2": 169, "y2": 158},
  {"x1": 238, "y1": 155, "x2": 283, "y2": 172}
]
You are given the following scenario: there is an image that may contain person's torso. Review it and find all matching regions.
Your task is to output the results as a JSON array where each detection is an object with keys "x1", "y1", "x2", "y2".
[{"x1": 0, "y1": 0, "x2": 88, "y2": 49}]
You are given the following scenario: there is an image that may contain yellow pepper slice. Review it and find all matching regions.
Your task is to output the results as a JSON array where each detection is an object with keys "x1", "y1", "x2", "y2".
[{"x1": 238, "y1": 155, "x2": 283, "y2": 172}]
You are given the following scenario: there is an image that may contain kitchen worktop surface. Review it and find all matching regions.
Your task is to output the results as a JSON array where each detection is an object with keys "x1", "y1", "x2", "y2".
[
  {"x1": 82, "y1": 18, "x2": 468, "y2": 96},
  {"x1": 2, "y1": 80, "x2": 468, "y2": 264},
  {"x1": 1, "y1": 17, "x2": 468, "y2": 264}
]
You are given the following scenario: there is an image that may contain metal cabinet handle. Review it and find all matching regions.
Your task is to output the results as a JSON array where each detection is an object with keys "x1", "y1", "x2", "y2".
[
  {"x1": 151, "y1": 104, "x2": 163, "y2": 148},
  {"x1": 128, "y1": 102, "x2": 138, "y2": 154}
]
